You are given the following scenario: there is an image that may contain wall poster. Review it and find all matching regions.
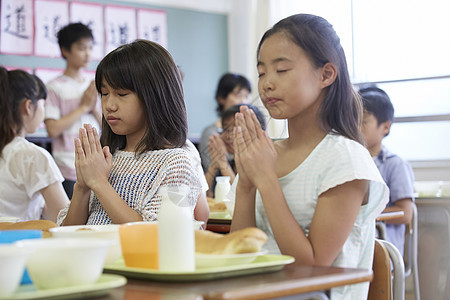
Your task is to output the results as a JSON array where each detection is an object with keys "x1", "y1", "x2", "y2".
[
  {"x1": 70, "y1": 1, "x2": 104, "y2": 61},
  {"x1": 104, "y1": 5, "x2": 136, "y2": 54},
  {"x1": 0, "y1": 0, "x2": 34, "y2": 55},
  {"x1": 137, "y1": 8, "x2": 167, "y2": 49},
  {"x1": 34, "y1": 0, "x2": 69, "y2": 57}
]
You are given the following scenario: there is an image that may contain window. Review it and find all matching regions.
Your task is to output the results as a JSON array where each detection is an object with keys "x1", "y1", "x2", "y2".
[{"x1": 281, "y1": 0, "x2": 450, "y2": 161}]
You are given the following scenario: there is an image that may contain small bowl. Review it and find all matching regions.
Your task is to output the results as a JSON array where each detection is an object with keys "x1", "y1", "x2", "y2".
[
  {"x1": 0, "y1": 244, "x2": 32, "y2": 297},
  {"x1": 0, "y1": 230, "x2": 42, "y2": 285},
  {"x1": 15, "y1": 238, "x2": 111, "y2": 290},
  {"x1": 49, "y1": 225, "x2": 121, "y2": 265}
]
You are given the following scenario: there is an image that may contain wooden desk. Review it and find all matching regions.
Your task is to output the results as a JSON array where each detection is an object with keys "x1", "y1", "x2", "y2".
[
  {"x1": 103, "y1": 264, "x2": 373, "y2": 299},
  {"x1": 376, "y1": 211, "x2": 405, "y2": 222},
  {"x1": 416, "y1": 197, "x2": 450, "y2": 207},
  {"x1": 206, "y1": 218, "x2": 231, "y2": 233}
]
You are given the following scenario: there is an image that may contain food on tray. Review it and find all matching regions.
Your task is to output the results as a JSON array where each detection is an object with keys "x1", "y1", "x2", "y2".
[
  {"x1": 0, "y1": 220, "x2": 58, "y2": 238},
  {"x1": 76, "y1": 228, "x2": 94, "y2": 231},
  {"x1": 195, "y1": 227, "x2": 267, "y2": 255},
  {"x1": 207, "y1": 197, "x2": 227, "y2": 212}
]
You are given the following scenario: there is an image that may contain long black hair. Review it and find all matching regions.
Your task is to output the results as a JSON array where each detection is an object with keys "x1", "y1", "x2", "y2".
[
  {"x1": 95, "y1": 40, "x2": 187, "y2": 154},
  {"x1": 257, "y1": 14, "x2": 364, "y2": 144}
]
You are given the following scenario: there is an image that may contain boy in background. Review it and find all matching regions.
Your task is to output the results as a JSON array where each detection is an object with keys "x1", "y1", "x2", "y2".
[
  {"x1": 359, "y1": 86, "x2": 414, "y2": 255},
  {"x1": 44, "y1": 23, "x2": 101, "y2": 198}
]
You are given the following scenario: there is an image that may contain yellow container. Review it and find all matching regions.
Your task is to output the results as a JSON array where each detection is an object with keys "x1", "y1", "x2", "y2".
[{"x1": 118, "y1": 222, "x2": 159, "y2": 270}]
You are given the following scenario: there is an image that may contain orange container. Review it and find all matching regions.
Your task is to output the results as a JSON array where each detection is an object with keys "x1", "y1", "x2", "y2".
[{"x1": 118, "y1": 222, "x2": 159, "y2": 269}]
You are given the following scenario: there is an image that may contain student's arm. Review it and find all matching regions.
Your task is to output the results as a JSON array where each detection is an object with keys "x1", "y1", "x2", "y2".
[
  {"x1": 382, "y1": 198, "x2": 413, "y2": 224},
  {"x1": 45, "y1": 81, "x2": 98, "y2": 138},
  {"x1": 60, "y1": 182, "x2": 91, "y2": 225},
  {"x1": 261, "y1": 179, "x2": 366, "y2": 266},
  {"x1": 40, "y1": 182, "x2": 70, "y2": 222},
  {"x1": 230, "y1": 179, "x2": 257, "y2": 230},
  {"x1": 194, "y1": 193, "x2": 209, "y2": 229}
]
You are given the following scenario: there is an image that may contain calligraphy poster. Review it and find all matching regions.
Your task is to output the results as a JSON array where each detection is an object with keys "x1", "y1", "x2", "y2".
[
  {"x1": 137, "y1": 8, "x2": 167, "y2": 49},
  {"x1": 34, "y1": 0, "x2": 68, "y2": 57},
  {"x1": 34, "y1": 67, "x2": 63, "y2": 83},
  {"x1": 0, "y1": 0, "x2": 34, "y2": 55},
  {"x1": 104, "y1": 5, "x2": 136, "y2": 54},
  {"x1": 70, "y1": 1, "x2": 104, "y2": 61}
]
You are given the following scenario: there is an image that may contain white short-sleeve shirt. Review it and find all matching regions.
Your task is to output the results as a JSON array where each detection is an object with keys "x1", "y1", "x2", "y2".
[
  {"x1": 0, "y1": 137, "x2": 64, "y2": 221},
  {"x1": 230, "y1": 133, "x2": 389, "y2": 300}
]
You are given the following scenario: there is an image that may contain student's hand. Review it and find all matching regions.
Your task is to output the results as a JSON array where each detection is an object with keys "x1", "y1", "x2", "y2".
[
  {"x1": 80, "y1": 81, "x2": 98, "y2": 113},
  {"x1": 208, "y1": 133, "x2": 228, "y2": 170},
  {"x1": 234, "y1": 106, "x2": 277, "y2": 189},
  {"x1": 75, "y1": 124, "x2": 113, "y2": 191},
  {"x1": 74, "y1": 138, "x2": 89, "y2": 191}
]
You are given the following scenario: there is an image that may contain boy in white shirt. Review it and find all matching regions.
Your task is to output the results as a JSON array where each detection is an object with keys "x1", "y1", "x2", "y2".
[{"x1": 44, "y1": 23, "x2": 101, "y2": 198}]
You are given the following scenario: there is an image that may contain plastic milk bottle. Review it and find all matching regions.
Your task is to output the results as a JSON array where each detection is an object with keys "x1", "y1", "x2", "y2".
[
  {"x1": 215, "y1": 176, "x2": 231, "y2": 203},
  {"x1": 158, "y1": 185, "x2": 195, "y2": 272}
]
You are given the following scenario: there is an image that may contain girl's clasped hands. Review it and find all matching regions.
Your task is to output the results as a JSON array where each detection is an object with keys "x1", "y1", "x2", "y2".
[
  {"x1": 74, "y1": 124, "x2": 112, "y2": 192},
  {"x1": 233, "y1": 105, "x2": 277, "y2": 189}
]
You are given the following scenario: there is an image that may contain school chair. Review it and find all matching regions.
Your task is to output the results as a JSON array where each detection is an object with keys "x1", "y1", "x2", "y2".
[
  {"x1": 368, "y1": 239, "x2": 405, "y2": 300},
  {"x1": 375, "y1": 203, "x2": 420, "y2": 300},
  {"x1": 403, "y1": 202, "x2": 420, "y2": 300}
]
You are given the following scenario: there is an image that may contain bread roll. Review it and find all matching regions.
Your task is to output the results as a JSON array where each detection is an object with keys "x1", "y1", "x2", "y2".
[
  {"x1": 195, "y1": 227, "x2": 267, "y2": 255},
  {"x1": 207, "y1": 197, "x2": 227, "y2": 212},
  {"x1": 0, "y1": 220, "x2": 58, "y2": 238}
]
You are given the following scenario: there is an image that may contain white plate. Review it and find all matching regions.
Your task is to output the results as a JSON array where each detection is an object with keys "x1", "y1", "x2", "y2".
[{"x1": 195, "y1": 251, "x2": 267, "y2": 268}]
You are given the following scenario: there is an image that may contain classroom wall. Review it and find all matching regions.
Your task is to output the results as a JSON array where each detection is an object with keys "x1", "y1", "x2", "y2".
[{"x1": 0, "y1": 0, "x2": 229, "y2": 141}]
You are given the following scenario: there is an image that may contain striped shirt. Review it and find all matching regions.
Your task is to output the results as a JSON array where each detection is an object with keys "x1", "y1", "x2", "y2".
[
  {"x1": 57, "y1": 148, "x2": 201, "y2": 225},
  {"x1": 45, "y1": 74, "x2": 101, "y2": 181}
]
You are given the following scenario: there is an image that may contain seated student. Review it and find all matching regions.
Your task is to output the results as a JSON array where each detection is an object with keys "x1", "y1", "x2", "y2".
[
  {"x1": 359, "y1": 86, "x2": 414, "y2": 256},
  {"x1": 0, "y1": 67, "x2": 69, "y2": 222},
  {"x1": 199, "y1": 73, "x2": 252, "y2": 172},
  {"x1": 205, "y1": 104, "x2": 266, "y2": 198},
  {"x1": 57, "y1": 40, "x2": 203, "y2": 225},
  {"x1": 230, "y1": 14, "x2": 388, "y2": 299}
]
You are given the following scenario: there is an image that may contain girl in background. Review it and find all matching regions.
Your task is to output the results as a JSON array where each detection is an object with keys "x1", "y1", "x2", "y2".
[
  {"x1": 0, "y1": 67, "x2": 69, "y2": 222},
  {"x1": 230, "y1": 14, "x2": 388, "y2": 299},
  {"x1": 58, "y1": 40, "x2": 203, "y2": 225}
]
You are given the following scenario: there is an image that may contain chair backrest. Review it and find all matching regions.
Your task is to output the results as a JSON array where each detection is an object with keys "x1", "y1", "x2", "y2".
[
  {"x1": 381, "y1": 239, "x2": 405, "y2": 300},
  {"x1": 403, "y1": 202, "x2": 417, "y2": 276},
  {"x1": 368, "y1": 239, "x2": 392, "y2": 300}
]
